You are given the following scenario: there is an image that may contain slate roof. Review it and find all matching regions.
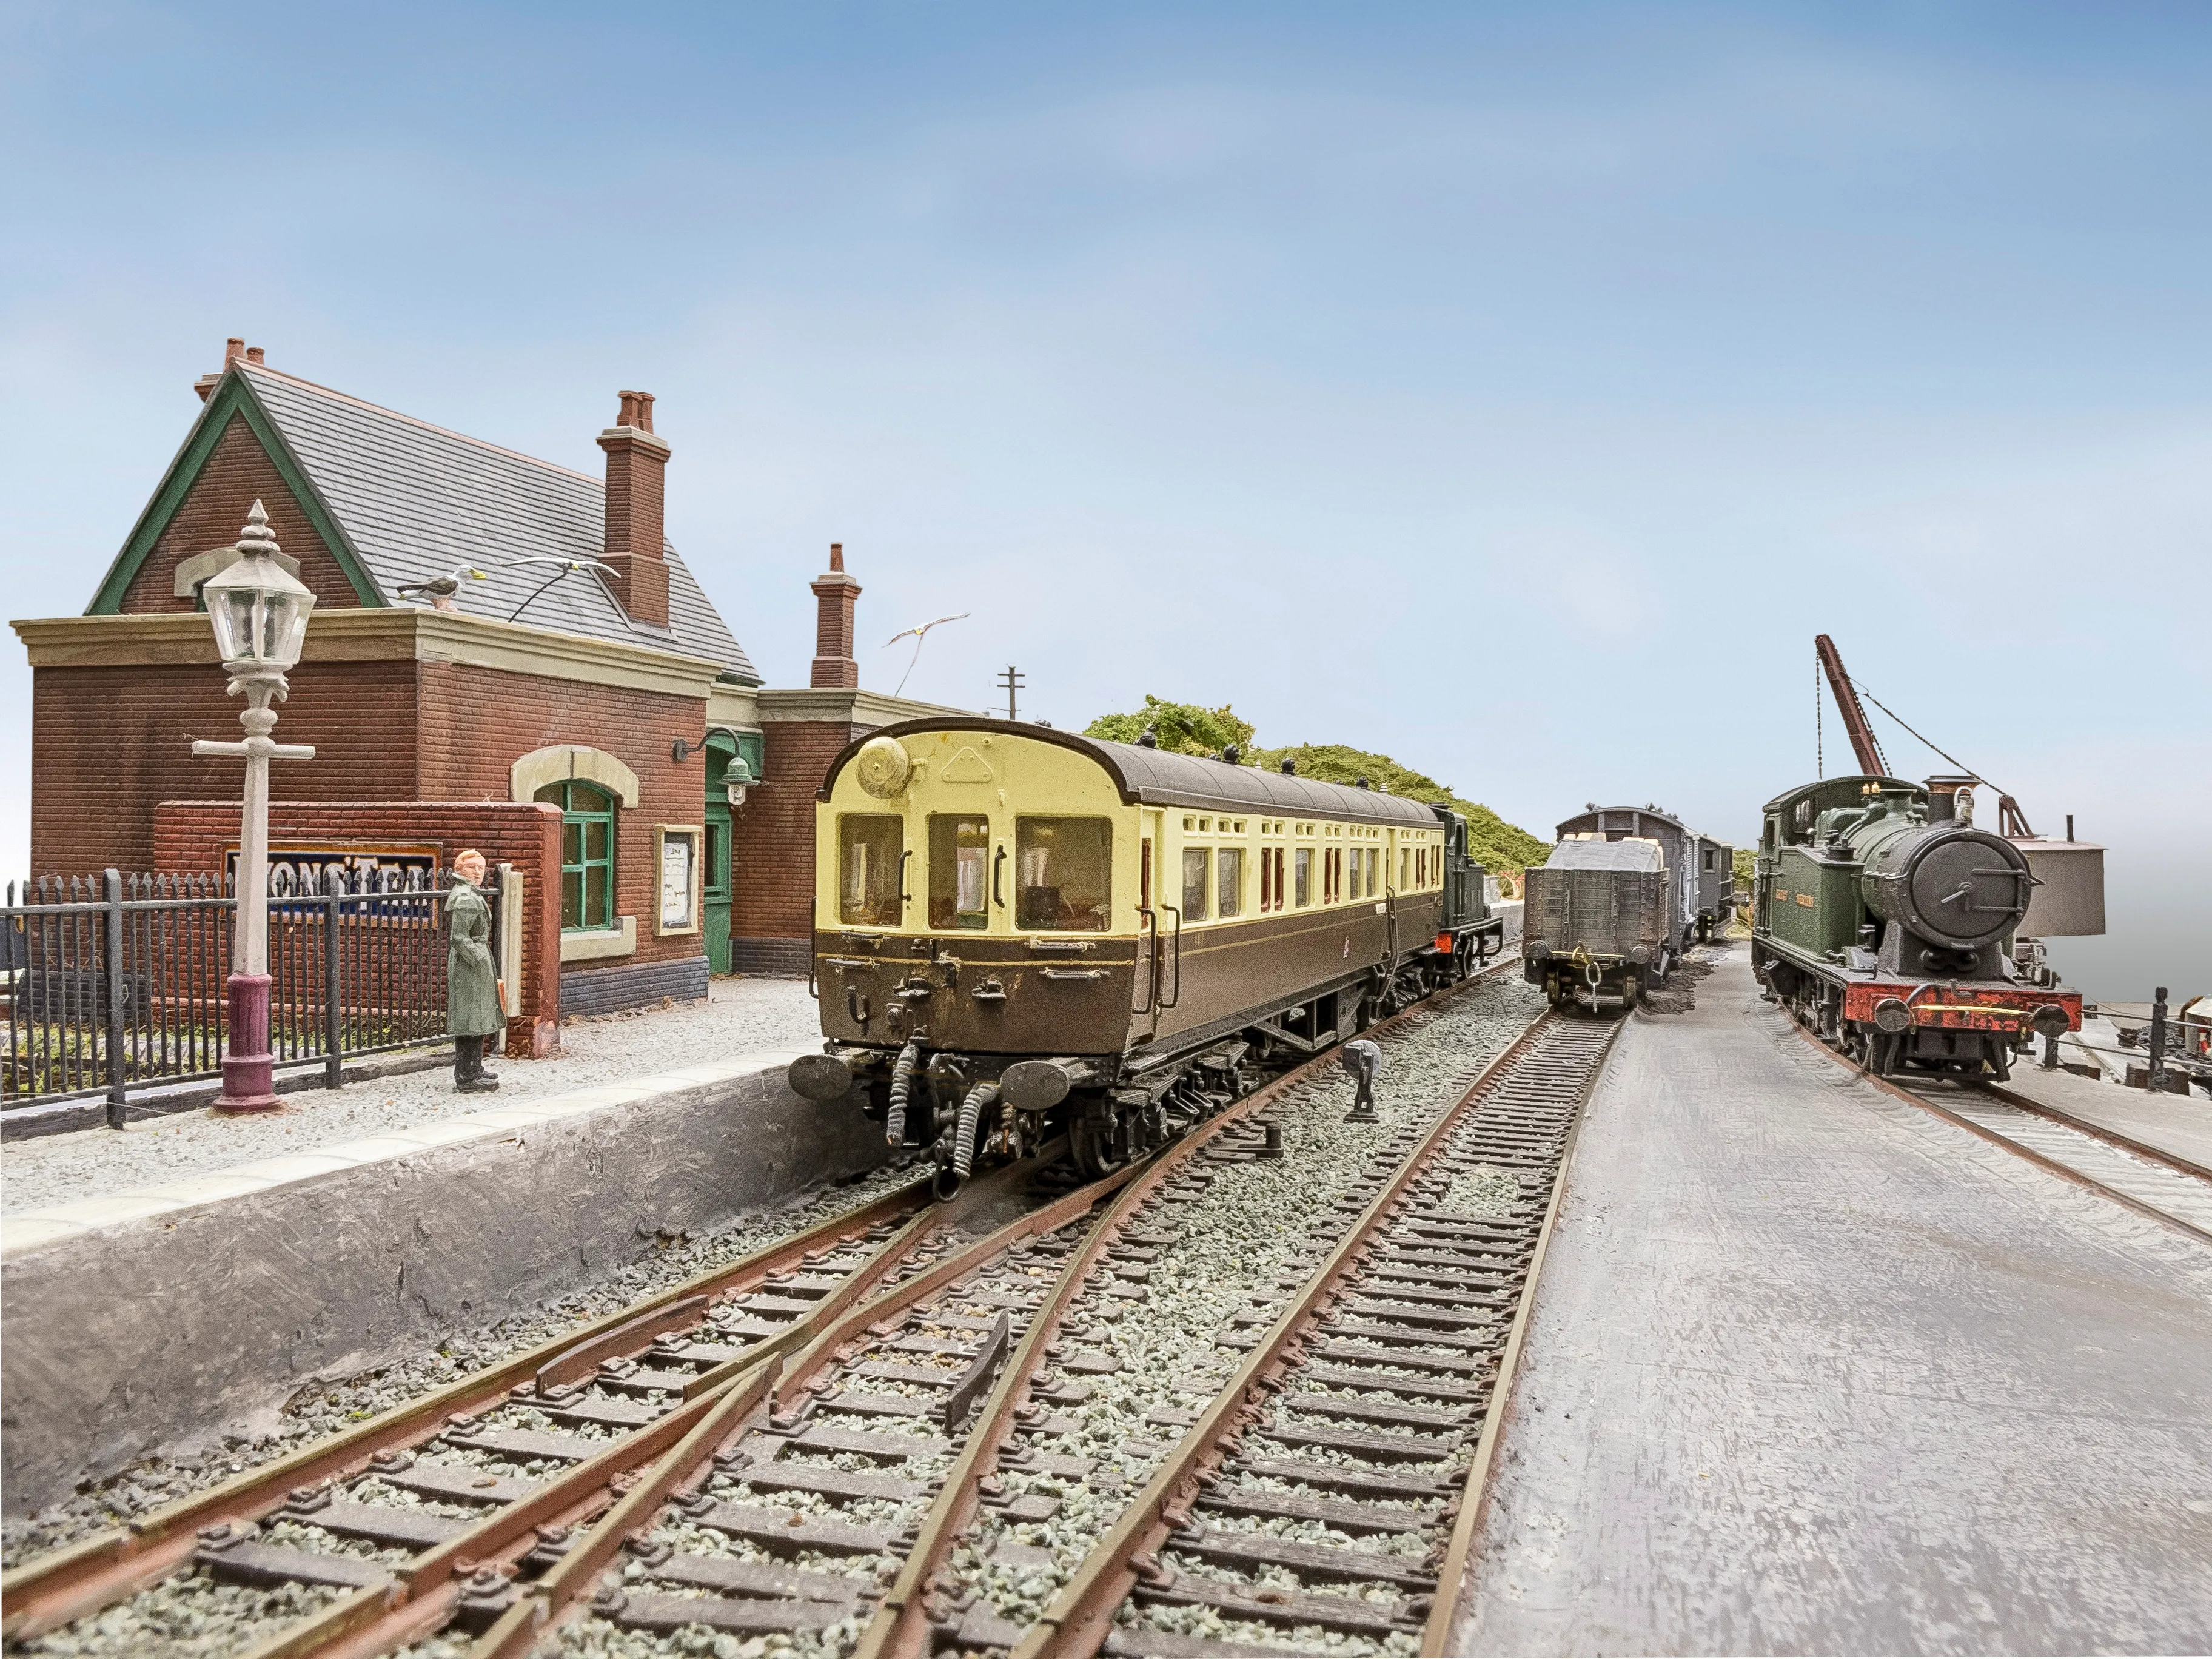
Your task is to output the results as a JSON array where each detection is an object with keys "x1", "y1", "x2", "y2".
[{"x1": 158, "y1": 363, "x2": 756, "y2": 682}]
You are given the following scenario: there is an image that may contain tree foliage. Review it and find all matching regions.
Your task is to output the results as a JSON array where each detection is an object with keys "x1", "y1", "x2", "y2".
[
  {"x1": 1083, "y1": 695, "x2": 1254, "y2": 759},
  {"x1": 1082, "y1": 698, "x2": 1549, "y2": 877}
]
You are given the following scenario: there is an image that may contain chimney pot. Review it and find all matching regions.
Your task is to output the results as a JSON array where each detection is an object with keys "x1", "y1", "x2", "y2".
[
  {"x1": 597, "y1": 390, "x2": 672, "y2": 628},
  {"x1": 225, "y1": 337, "x2": 246, "y2": 365},
  {"x1": 830, "y1": 541, "x2": 845, "y2": 572},
  {"x1": 245, "y1": 346, "x2": 264, "y2": 365}
]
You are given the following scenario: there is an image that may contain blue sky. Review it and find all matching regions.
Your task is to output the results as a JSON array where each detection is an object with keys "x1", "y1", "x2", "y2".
[{"x1": 3, "y1": 2, "x2": 2206, "y2": 996}]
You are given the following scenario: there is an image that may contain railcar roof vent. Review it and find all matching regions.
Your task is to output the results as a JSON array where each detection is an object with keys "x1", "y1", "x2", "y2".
[{"x1": 1280, "y1": 757, "x2": 1296, "y2": 775}]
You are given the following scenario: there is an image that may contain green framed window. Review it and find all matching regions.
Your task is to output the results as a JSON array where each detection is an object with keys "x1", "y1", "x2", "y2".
[{"x1": 536, "y1": 779, "x2": 616, "y2": 930}]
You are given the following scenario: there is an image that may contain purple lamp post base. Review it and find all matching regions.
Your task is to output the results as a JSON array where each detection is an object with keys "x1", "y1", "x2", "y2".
[{"x1": 213, "y1": 971, "x2": 281, "y2": 1113}]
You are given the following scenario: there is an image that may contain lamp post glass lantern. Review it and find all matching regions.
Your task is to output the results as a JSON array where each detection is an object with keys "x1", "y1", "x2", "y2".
[{"x1": 190, "y1": 500, "x2": 318, "y2": 1114}]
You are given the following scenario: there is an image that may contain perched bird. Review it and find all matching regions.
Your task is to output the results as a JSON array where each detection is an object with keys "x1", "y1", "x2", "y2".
[
  {"x1": 397, "y1": 564, "x2": 490, "y2": 611},
  {"x1": 885, "y1": 613, "x2": 971, "y2": 696}
]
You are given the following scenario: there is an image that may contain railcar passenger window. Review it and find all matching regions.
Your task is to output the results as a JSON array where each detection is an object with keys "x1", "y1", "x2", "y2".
[
  {"x1": 1293, "y1": 847, "x2": 1312, "y2": 907},
  {"x1": 1182, "y1": 848, "x2": 1209, "y2": 922},
  {"x1": 1016, "y1": 817, "x2": 1112, "y2": 932},
  {"x1": 1217, "y1": 848, "x2": 1242, "y2": 918},
  {"x1": 839, "y1": 815, "x2": 904, "y2": 927},
  {"x1": 929, "y1": 815, "x2": 991, "y2": 930}
]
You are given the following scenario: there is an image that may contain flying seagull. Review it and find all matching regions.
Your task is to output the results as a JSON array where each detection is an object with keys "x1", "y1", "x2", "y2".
[
  {"x1": 501, "y1": 555, "x2": 620, "y2": 624},
  {"x1": 885, "y1": 613, "x2": 971, "y2": 697}
]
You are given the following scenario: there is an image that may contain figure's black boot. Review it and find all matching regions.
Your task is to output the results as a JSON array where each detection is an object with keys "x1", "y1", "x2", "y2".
[{"x1": 457, "y1": 1035, "x2": 500, "y2": 1093}]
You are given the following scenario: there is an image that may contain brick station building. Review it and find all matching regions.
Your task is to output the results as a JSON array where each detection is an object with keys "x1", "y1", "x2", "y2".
[{"x1": 12, "y1": 340, "x2": 948, "y2": 1053}]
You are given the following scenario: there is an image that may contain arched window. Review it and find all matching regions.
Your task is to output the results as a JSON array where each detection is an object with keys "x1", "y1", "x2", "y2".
[{"x1": 536, "y1": 779, "x2": 616, "y2": 931}]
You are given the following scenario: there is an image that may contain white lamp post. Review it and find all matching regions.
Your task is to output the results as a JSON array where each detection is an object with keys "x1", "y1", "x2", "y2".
[{"x1": 192, "y1": 500, "x2": 317, "y2": 1112}]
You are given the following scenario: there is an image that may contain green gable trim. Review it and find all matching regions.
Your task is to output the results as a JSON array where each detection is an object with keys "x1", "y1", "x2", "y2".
[{"x1": 86, "y1": 370, "x2": 387, "y2": 615}]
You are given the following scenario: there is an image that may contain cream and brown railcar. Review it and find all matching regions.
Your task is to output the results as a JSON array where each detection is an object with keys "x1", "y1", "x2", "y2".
[{"x1": 788, "y1": 719, "x2": 1503, "y2": 1188}]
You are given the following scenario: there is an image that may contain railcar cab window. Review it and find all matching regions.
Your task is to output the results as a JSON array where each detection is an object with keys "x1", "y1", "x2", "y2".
[
  {"x1": 930, "y1": 815, "x2": 991, "y2": 930},
  {"x1": 1016, "y1": 817, "x2": 1112, "y2": 931},
  {"x1": 1216, "y1": 847, "x2": 1243, "y2": 917},
  {"x1": 839, "y1": 814, "x2": 904, "y2": 927},
  {"x1": 1181, "y1": 847, "x2": 1209, "y2": 922},
  {"x1": 535, "y1": 779, "x2": 615, "y2": 931}
]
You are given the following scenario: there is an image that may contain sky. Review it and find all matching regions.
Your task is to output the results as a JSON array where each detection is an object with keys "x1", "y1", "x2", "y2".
[{"x1": 2, "y1": 2, "x2": 2206, "y2": 998}]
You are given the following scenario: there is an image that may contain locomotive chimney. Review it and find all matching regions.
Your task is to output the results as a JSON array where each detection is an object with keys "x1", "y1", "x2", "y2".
[
  {"x1": 809, "y1": 542, "x2": 862, "y2": 689},
  {"x1": 598, "y1": 390, "x2": 672, "y2": 628},
  {"x1": 1925, "y1": 774, "x2": 1974, "y2": 825}
]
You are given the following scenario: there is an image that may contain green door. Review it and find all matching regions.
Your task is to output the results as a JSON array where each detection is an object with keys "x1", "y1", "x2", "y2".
[{"x1": 703, "y1": 731, "x2": 763, "y2": 974}]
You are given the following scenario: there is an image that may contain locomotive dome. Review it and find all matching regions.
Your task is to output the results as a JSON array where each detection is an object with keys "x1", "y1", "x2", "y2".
[{"x1": 823, "y1": 718, "x2": 1446, "y2": 829}]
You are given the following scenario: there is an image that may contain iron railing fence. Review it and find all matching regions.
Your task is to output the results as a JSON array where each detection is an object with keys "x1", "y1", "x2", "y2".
[{"x1": 2, "y1": 868, "x2": 500, "y2": 1125}]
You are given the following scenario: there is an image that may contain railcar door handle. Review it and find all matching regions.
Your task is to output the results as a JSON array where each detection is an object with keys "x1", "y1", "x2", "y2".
[
  {"x1": 993, "y1": 846, "x2": 1005, "y2": 908},
  {"x1": 899, "y1": 848, "x2": 913, "y2": 904}
]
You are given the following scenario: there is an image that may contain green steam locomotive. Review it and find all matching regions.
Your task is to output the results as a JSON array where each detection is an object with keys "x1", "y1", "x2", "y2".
[{"x1": 1751, "y1": 774, "x2": 2082, "y2": 1080}]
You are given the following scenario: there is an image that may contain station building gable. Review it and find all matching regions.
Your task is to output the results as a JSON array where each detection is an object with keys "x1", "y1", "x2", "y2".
[{"x1": 17, "y1": 339, "x2": 954, "y2": 1046}]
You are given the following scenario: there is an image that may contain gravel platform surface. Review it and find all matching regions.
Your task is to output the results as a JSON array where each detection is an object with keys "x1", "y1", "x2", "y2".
[
  {"x1": 1, "y1": 1151, "x2": 922, "y2": 1577},
  {"x1": 1450, "y1": 950, "x2": 2212, "y2": 1656},
  {"x1": 0, "y1": 978, "x2": 820, "y2": 1215}
]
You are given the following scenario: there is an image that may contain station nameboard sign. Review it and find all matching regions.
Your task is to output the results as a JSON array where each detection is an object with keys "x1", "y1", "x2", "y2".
[{"x1": 224, "y1": 843, "x2": 443, "y2": 896}]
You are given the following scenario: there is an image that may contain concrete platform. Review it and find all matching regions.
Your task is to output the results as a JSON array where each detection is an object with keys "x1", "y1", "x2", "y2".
[
  {"x1": 1993, "y1": 1061, "x2": 2212, "y2": 1179},
  {"x1": 1452, "y1": 948, "x2": 2212, "y2": 1656},
  {"x1": 0, "y1": 1045, "x2": 885, "y2": 1517}
]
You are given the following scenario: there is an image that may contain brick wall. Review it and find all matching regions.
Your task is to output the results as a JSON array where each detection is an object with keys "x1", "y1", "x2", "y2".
[
  {"x1": 729, "y1": 719, "x2": 859, "y2": 966},
  {"x1": 115, "y1": 412, "x2": 364, "y2": 614},
  {"x1": 152, "y1": 799, "x2": 564, "y2": 1057},
  {"x1": 30, "y1": 659, "x2": 420, "y2": 876},
  {"x1": 416, "y1": 660, "x2": 709, "y2": 980}
]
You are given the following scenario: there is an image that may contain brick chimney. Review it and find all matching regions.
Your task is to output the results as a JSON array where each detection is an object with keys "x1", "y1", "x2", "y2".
[
  {"x1": 195, "y1": 336, "x2": 253, "y2": 402},
  {"x1": 809, "y1": 542, "x2": 862, "y2": 688},
  {"x1": 596, "y1": 390, "x2": 672, "y2": 628}
]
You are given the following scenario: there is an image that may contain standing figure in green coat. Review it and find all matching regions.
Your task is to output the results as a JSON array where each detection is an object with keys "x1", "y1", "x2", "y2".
[{"x1": 447, "y1": 850, "x2": 503, "y2": 1093}]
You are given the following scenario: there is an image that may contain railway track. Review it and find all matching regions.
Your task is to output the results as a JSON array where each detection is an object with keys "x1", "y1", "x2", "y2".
[
  {"x1": 6, "y1": 965, "x2": 1546, "y2": 1659},
  {"x1": 1792, "y1": 1031, "x2": 2212, "y2": 1248},
  {"x1": 993, "y1": 1013, "x2": 1618, "y2": 1659}
]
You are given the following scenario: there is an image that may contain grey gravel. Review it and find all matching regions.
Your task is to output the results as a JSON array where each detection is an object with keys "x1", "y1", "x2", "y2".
[
  {"x1": 16, "y1": 1567, "x2": 347, "y2": 1658},
  {"x1": 1, "y1": 1151, "x2": 921, "y2": 1570},
  {"x1": 1, "y1": 977, "x2": 820, "y2": 1215}
]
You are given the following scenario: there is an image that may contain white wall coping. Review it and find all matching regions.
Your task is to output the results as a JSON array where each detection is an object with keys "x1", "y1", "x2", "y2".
[{"x1": 0, "y1": 1045, "x2": 818, "y2": 1264}]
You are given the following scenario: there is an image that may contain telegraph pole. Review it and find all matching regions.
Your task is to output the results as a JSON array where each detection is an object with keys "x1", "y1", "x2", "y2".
[{"x1": 999, "y1": 665, "x2": 1025, "y2": 722}]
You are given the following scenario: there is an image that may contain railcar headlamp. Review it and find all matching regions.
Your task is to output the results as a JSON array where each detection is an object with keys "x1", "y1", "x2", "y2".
[{"x1": 854, "y1": 736, "x2": 913, "y2": 799}]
